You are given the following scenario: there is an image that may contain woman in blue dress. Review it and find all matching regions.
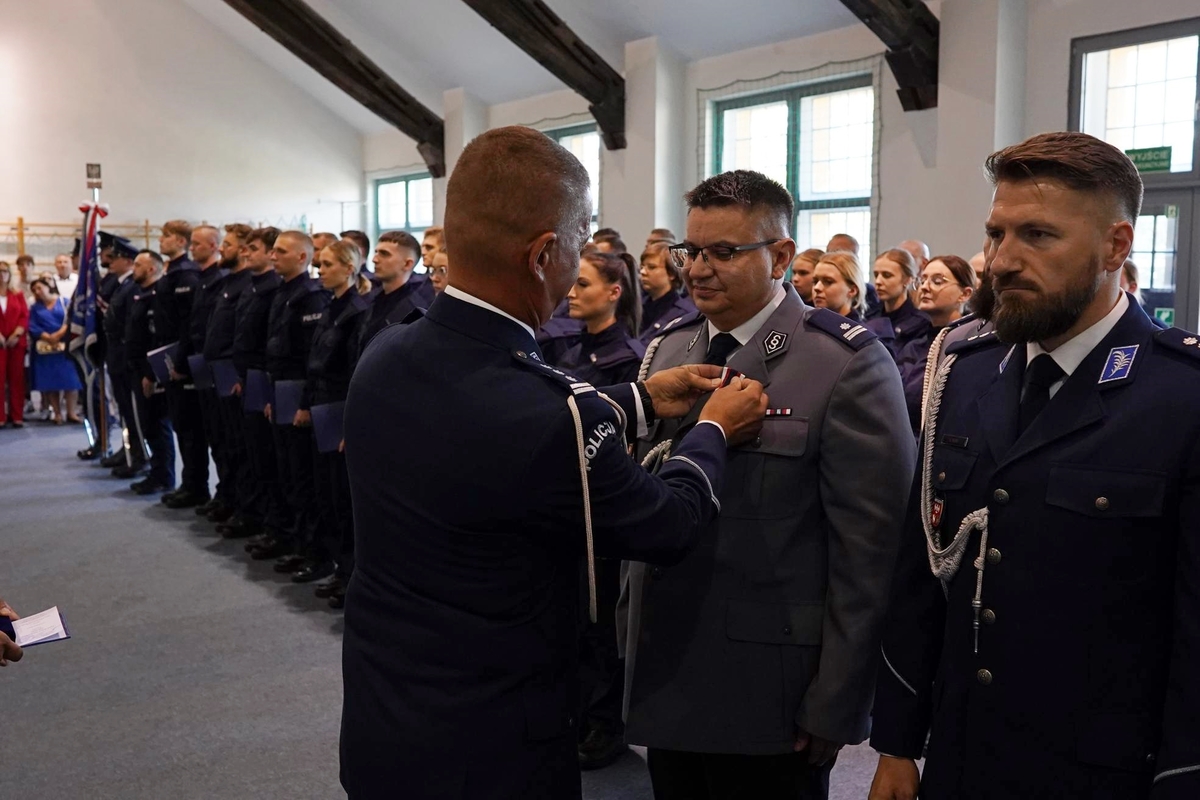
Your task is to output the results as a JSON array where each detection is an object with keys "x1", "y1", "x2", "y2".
[{"x1": 27, "y1": 278, "x2": 82, "y2": 424}]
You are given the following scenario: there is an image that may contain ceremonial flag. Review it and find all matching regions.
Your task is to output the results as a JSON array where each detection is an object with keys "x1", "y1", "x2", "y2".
[{"x1": 67, "y1": 203, "x2": 108, "y2": 353}]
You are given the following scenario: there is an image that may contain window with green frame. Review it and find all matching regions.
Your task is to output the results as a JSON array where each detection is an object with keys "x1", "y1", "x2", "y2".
[
  {"x1": 374, "y1": 172, "x2": 434, "y2": 239},
  {"x1": 713, "y1": 74, "x2": 876, "y2": 264},
  {"x1": 545, "y1": 123, "x2": 601, "y2": 228}
]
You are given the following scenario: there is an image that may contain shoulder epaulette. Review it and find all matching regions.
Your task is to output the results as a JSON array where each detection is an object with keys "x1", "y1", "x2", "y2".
[
  {"x1": 656, "y1": 310, "x2": 704, "y2": 339},
  {"x1": 511, "y1": 350, "x2": 595, "y2": 395},
  {"x1": 805, "y1": 308, "x2": 878, "y2": 351},
  {"x1": 945, "y1": 312, "x2": 979, "y2": 332},
  {"x1": 592, "y1": 338, "x2": 646, "y2": 369},
  {"x1": 945, "y1": 327, "x2": 1002, "y2": 356},
  {"x1": 1154, "y1": 327, "x2": 1200, "y2": 362}
]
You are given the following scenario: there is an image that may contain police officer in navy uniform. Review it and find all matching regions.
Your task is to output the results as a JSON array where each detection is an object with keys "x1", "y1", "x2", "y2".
[
  {"x1": 291, "y1": 239, "x2": 370, "y2": 607},
  {"x1": 155, "y1": 220, "x2": 209, "y2": 509},
  {"x1": 536, "y1": 299, "x2": 583, "y2": 365},
  {"x1": 638, "y1": 241, "x2": 697, "y2": 346},
  {"x1": 556, "y1": 247, "x2": 647, "y2": 769},
  {"x1": 125, "y1": 250, "x2": 175, "y2": 495},
  {"x1": 356, "y1": 230, "x2": 434, "y2": 354},
  {"x1": 101, "y1": 237, "x2": 145, "y2": 477},
  {"x1": 340, "y1": 126, "x2": 768, "y2": 800},
  {"x1": 251, "y1": 232, "x2": 330, "y2": 577},
  {"x1": 869, "y1": 132, "x2": 1200, "y2": 800},
  {"x1": 175, "y1": 225, "x2": 232, "y2": 514}
]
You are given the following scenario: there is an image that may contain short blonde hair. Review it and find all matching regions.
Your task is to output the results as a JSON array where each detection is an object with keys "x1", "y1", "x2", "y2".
[{"x1": 816, "y1": 251, "x2": 864, "y2": 313}]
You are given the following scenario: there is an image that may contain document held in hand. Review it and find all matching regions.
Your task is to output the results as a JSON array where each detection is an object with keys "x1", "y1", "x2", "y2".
[
  {"x1": 147, "y1": 343, "x2": 179, "y2": 384},
  {"x1": 273, "y1": 379, "x2": 304, "y2": 427},
  {"x1": 186, "y1": 355, "x2": 213, "y2": 390},
  {"x1": 311, "y1": 401, "x2": 346, "y2": 453},
  {"x1": 244, "y1": 369, "x2": 273, "y2": 413},
  {"x1": 0, "y1": 607, "x2": 71, "y2": 647},
  {"x1": 209, "y1": 359, "x2": 241, "y2": 398}
]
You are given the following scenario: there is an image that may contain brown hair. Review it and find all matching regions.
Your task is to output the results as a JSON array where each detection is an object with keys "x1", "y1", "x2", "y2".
[
  {"x1": 224, "y1": 223, "x2": 253, "y2": 243},
  {"x1": 925, "y1": 254, "x2": 975, "y2": 290},
  {"x1": 162, "y1": 219, "x2": 192, "y2": 241},
  {"x1": 641, "y1": 241, "x2": 683, "y2": 291},
  {"x1": 1122, "y1": 258, "x2": 1139, "y2": 286},
  {"x1": 340, "y1": 230, "x2": 370, "y2": 259},
  {"x1": 985, "y1": 131, "x2": 1143, "y2": 222},
  {"x1": 0, "y1": 261, "x2": 9, "y2": 288},
  {"x1": 794, "y1": 248, "x2": 824, "y2": 267},
  {"x1": 378, "y1": 230, "x2": 421, "y2": 257},
  {"x1": 423, "y1": 226, "x2": 444, "y2": 247},
  {"x1": 583, "y1": 250, "x2": 641, "y2": 336},
  {"x1": 648, "y1": 228, "x2": 676, "y2": 243},
  {"x1": 246, "y1": 226, "x2": 280, "y2": 248},
  {"x1": 876, "y1": 248, "x2": 918, "y2": 280},
  {"x1": 15, "y1": 255, "x2": 34, "y2": 269},
  {"x1": 816, "y1": 251, "x2": 864, "y2": 313}
]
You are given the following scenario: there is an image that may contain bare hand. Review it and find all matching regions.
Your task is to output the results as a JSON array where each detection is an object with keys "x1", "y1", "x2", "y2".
[
  {"x1": 264, "y1": 403, "x2": 272, "y2": 422},
  {"x1": 231, "y1": 382, "x2": 242, "y2": 397},
  {"x1": 0, "y1": 597, "x2": 18, "y2": 620},
  {"x1": 867, "y1": 755, "x2": 920, "y2": 800},
  {"x1": 338, "y1": 438, "x2": 345, "y2": 453},
  {"x1": 169, "y1": 368, "x2": 183, "y2": 382},
  {"x1": 141, "y1": 377, "x2": 154, "y2": 398},
  {"x1": 0, "y1": 631, "x2": 21, "y2": 666},
  {"x1": 643, "y1": 364, "x2": 725, "y2": 419},
  {"x1": 699, "y1": 375, "x2": 768, "y2": 446},
  {"x1": 293, "y1": 409, "x2": 311, "y2": 428}
]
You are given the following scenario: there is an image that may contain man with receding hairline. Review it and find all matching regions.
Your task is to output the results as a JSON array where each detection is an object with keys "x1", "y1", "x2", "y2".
[
  {"x1": 870, "y1": 132, "x2": 1200, "y2": 800},
  {"x1": 340, "y1": 125, "x2": 769, "y2": 799}
]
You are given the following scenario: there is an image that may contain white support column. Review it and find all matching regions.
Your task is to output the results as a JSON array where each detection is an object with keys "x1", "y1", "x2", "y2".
[{"x1": 435, "y1": 87, "x2": 487, "y2": 224}]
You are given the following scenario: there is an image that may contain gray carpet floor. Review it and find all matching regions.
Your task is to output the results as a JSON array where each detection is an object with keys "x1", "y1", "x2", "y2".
[{"x1": 0, "y1": 425, "x2": 880, "y2": 799}]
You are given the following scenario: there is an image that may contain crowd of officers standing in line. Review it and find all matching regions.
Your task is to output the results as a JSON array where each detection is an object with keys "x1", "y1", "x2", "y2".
[{"x1": 93, "y1": 222, "x2": 440, "y2": 608}]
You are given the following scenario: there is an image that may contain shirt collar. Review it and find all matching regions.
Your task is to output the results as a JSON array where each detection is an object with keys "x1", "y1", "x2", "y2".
[
  {"x1": 1027, "y1": 292, "x2": 1129, "y2": 379},
  {"x1": 117, "y1": 271, "x2": 133, "y2": 284},
  {"x1": 444, "y1": 285, "x2": 536, "y2": 341},
  {"x1": 707, "y1": 282, "x2": 786, "y2": 346}
]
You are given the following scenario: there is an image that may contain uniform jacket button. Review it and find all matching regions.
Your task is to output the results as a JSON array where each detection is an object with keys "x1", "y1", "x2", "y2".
[
  {"x1": 977, "y1": 668, "x2": 993, "y2": 685},
  {"x1": 650, "y1": 567, "x2": 664, "y2": 578},
  {"x1": 993, "y1": 489, "x2": 1010, "y2": 505},
  {"x1": 937, "y1": 471, "x2": 946, "y2": 484},
  {"x1": 1095, "y1": 497, "x2": 1110, "y2": 511},
  {"x1": 782, "y1": 625, "x2": 792, "y2": 636},
  {"x1": 986, "y1": 548, "x2": 1001, "y2": 565},
  {"x1": 1146, "y1": 753, "x2": 1156, "y2": 764},
  {"x1": 981, "y1": 609, "x2": 996, "y2": 625}
]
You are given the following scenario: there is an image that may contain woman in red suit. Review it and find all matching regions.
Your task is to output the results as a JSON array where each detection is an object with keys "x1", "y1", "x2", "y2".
[{"x1": 0, "y1": 262, "x2": 29, "y2": 427}]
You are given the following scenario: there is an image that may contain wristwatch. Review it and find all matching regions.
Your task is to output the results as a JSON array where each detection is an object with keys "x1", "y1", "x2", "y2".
[{"x1": 635, "y1": 380, "x2": 656, "y2": 425}]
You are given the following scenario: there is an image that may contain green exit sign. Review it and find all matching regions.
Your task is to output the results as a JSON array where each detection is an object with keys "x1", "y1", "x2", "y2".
[{"x1": 1125, "y1": 146, "x2": 1172, "y2": 173}]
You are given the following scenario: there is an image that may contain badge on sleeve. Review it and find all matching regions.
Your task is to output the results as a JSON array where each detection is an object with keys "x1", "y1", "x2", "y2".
[{"x1": 1099, "y1": 345, "x2": 1138, "y2": 383}]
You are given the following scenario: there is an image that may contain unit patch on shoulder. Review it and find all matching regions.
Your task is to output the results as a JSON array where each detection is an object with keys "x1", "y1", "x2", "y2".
[
  {"x1": 1098, "y1": 345, "x2": 1139, "y2": 384},
  {"x1": 805, "y1": 308, "x2": 878, "y2": 351}
]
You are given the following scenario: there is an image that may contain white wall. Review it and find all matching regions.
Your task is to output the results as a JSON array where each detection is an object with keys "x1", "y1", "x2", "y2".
[{"x1": 0, "y1": 0, "x2": 364, "y2": 233}]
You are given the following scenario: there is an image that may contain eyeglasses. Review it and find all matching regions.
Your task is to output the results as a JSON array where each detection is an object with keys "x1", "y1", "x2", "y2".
[
  {"x1": 668, "y1": 239, "x2": 781, "y2": 267},
  {"x1": 428, "y1": 267, "x2": 448, "y2": 277},
  {"x1": 918, "y1": 275, "x2": 960, "y2": 289}
]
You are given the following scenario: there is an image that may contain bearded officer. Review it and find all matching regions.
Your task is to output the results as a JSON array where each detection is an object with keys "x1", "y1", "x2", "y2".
[
  {"x1": 339, "y1": 126, "x2": 769, "y2": 800},
  {"x1": 869, "y1": 132, "x2": 1200, "y2": 800}
]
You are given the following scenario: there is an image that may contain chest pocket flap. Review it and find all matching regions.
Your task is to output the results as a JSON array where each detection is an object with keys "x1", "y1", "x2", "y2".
[
  {"x1": 727, "y1": 599, "x2": 823, "y2": 646},
  {"x1": 931, "y1": 445, "x2": 979, "y2": 491},
  {"x1": 752, "y1": 417, "x2": 808, "y2": 457},
  {"x1": 1046, "y1": 465, "x2": 1166, "y2": 519}
]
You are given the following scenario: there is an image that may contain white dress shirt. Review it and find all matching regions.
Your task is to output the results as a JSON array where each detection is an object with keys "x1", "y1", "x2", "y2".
[
  {"x1": 706, "y1": 283, "x2": 787, "y2": 356},
  {"x1": 1025, "y1": 292, "x2": 1128, "y2": 399}
]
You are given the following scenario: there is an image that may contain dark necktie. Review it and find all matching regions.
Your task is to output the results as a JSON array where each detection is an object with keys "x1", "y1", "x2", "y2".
[
  {"x1": 704, "y1": 332, "x2": 740, "y2": 366},
  {"x1": 1018, "y1": 354, "x2": 1065, "y2": 434}
]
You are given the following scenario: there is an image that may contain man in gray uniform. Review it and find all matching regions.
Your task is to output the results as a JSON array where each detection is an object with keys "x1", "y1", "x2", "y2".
[{"x1": 623, "y1": 170, "x2": 916, "y2": 799}]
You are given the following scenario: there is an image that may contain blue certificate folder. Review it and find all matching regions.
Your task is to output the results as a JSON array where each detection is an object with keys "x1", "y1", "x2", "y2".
[
  {"x1": 244, "y1": 369, "x2": 273, "y2": 413},
  {"x1": 311, "y1": 402, "x2": 346, "y2": 453},
  {"x1": 146, "y1": 343, "x2": 179, "y2": 384},
  {"x1": 273, "y1": 380, "x2": 304, "y2": 426},
  {"x1": 0, "y1": 607, "x2": 70, "y2": 648},
  {"x1": 186, "y1": 355, "x2": 212, "y2": 390},
  {"x1": 209, "y1": 359, "x2": 240, "y2": 398}
]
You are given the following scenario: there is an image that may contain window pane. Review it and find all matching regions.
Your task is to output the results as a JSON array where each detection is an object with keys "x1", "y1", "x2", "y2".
[
  {"x1": 799, "y1": 86, "x2": 874, "y2": 201},
  {"x1": 796, "y1": 207, "x2": 872, "y2": 271},
  {"x1": 377, "y1": 181, "x2": 407, "y2": 230},
  {"x1": 720, "y1": 101, "x2": 789, "y2": 187},
  {"x1": 554, "y1": 129, "x2": 602, "y2": 220},
  {"x1": 1080, "y1": 34, "x2": 1197, "y2": 173},
  {"x1": 408, "y1": 177, "x2": 434, "y2": 228}
]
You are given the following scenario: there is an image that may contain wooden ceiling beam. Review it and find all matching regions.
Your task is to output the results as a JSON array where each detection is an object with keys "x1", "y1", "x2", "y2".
[{"x1": 838, "y1": 0, "x2": 940, "y2": 111}]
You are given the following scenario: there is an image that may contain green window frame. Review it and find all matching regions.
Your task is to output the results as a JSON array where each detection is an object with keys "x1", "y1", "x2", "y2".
[
  {"x1": 373, "y1": 171, "x2": 434, "y2": 240},
  {"x1": 545, "y1": 123, "x2": 602, "y2": 227},
  {"x1": 711, "y1": 74, "x2": 875, "y2": 253}
]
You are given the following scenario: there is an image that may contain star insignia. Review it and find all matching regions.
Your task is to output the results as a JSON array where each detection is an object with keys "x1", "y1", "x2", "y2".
[{"x1": 839, "y1": 323, "x2": 851, "y2": 331}]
